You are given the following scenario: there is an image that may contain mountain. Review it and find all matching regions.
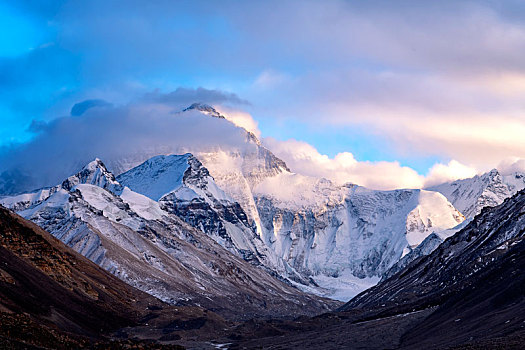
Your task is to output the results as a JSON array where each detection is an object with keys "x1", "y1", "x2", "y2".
[
  {"x1": 0, "y1": 205, "x2": 230, "y2": 348},
  {"x1": 0, "y1": 105, "x2": 468, "y2": 301},
  {"x1": 391, "y1": 168, "x2": 525, "y2": 276},
  {"x1": 339, "y1": 189, "x2": 525, "y2": 348},
  {"x1": 215, "y1": 189, "x2": 525, "y2": 349},
  {"x1": 428, "y1": 168, "x2": 525, "y2": 218},
  {"x1": 252, "y1": 172, "x2": 464, "y2": 300},
  {"x1": 0, "y1": 159, "x2": 337, "y2": 321},
  {"x1": 116, "y1": 153, "x2": 278, "y2": 268},
  {"x1": 105, "y1": 103, "x2": 290, "y2": 235}
]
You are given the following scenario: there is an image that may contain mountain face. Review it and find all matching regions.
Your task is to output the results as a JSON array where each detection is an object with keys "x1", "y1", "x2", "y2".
[
  {"x1": 0, "y1": 205, "x2": 215, "y2": 348},
  {"x1": 428, "y1": 168, "x2": 525, "y2": 218},
  {"x1": 338, "y1": 189, "x2": 525, "y2": 348},
  {"x1": 252, "y1": 173, "x2": 464, "y2": 299},
  {"x1": 0, "y1": 160, "x2": 337, "y2": 321},
  {"x1": 116, "y1": 153, "x2": 279, "y2": 268},
  {"x1": 388, "y1": 168, "x2": 525, "y2": 277},
  {"x1": 381, "y1": 219, "x2": 471, "y2": 281},
  {"x1": 218, "y1": 190, "x2": 525, "y2": 349},
  {"x1": 344, "y1": 188, "x2": 525, "y2": 309},
  {"x1": 104, "y1": 103, "x2": 290, "y2": 235}
]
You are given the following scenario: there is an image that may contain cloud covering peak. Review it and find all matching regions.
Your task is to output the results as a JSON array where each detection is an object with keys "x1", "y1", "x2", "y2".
[{"x1": 0, "y1": 90, "x2": 254, "y2": 193}]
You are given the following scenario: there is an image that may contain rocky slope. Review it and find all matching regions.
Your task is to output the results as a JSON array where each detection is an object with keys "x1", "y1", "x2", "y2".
[
  {"x1": 0, "y1": 160, "x2": 337, "y2": 321},
  {"x1": 428, "y1": 168, "x2": 525, "y2": 218},
  {"x1": 339, "y1": 189, "x2": 525, "y2": 348},
  {"x1": 0, "y1": 205, "x2": 230, "y2": 348},
  {"x1": 216, "y1": 189, "x2": 525, "y2": 349}
]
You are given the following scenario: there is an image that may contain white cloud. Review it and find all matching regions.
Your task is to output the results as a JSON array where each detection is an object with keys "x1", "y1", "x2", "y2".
[
  {"x1": 214, "y1": 105, "x2": 261, "y2": 138},
  {"x1": 0, "y1": 93, "x2": 256, "y2": 194},
  {"x1": 253, "y1": 69, "x2": 291, "y2": 89},
  {"x1": 253, "y1": 67, "x2": 525, "y2": 171},
  {"x1": 262, "y1": 138, "x2": 493, "y2": 191},
  {"x1": 497, "y1": 157, "x2": 525, "y2": 176},
  {"x1": 263, "y1": 137, "x2": 425, "y2": 190},
  {"x1": 424, "y1": 160, "x2": 478, "y2": 187}
]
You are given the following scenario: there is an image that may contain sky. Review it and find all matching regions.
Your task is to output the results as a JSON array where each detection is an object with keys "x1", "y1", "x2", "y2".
[{"x1": 1, "y1": 0, "x2": 525, "y2": 191}]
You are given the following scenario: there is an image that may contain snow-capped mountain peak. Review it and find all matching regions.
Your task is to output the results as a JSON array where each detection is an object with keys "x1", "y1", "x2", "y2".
[
  {"x1": 61, "y1": 158, "x2": 122, "y2": 193},
  {"x1": 115, "y1": 153, "x2": 278, "y2": 267},
  {"x1": 116, "y1": 154, "x2": 193, "y2": 201},
  {"x1": 183, "y1": 102, "x2": 225, "y2": 119},
  {"x1": 405, "y1": 190, "x2": 465, "y2": 248},
  {"x1": 428, "y1": 168, "x2": 525, "y2": 218}
]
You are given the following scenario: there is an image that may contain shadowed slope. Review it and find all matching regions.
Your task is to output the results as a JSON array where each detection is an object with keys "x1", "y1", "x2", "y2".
[
  {"x1": 216, "y1": 190, "x2": 525, "y2": 349},
  {"x1": 0, "y1": 206, "x2": 226, "y2": 348}
]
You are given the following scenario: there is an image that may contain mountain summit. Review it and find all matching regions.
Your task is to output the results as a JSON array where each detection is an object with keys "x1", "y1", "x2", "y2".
[{"x1": 183, "y1": 102, "x2": 225, "y2": 119}]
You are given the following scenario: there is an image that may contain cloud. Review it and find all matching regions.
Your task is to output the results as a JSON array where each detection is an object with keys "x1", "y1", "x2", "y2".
[
  {"x1": 497, "y1": 158, "x2": 525, "y2": 176},
  {"x1": 253, "y1": 70, "x2": 291, "y2": 89},
  {"x1": 70, "y1": 99, "x2": 112, "y2": 116},
  {"x1": 250, "y1": 67, "x2": 525, "y2": 171},
  {"x1": 0, "y1": 90, "x2": 255, "y2": 194},
  {"x1": 424, "y1": 160, "x2": 478, "y2": 187},
  {"x1": 262, "y1": 138, "x2": 490, "y2": 191},
  {"x1": 0, "y1": 90, "x2": 502, "y2": 195},
  {"x1": 142, "y1": 87, "x2": 249, "y2": 109},
  {"x1": 263, "y1": 137, "x2": 425, "y2": 190},
  {"x1": 3, "y1": 0, "x2": 525, "y2": 181},
  {"x1": 214, "y1": 105, "x2": 261, "y2": 138}
]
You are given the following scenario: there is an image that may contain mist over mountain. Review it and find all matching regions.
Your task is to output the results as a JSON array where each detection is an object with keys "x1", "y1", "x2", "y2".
[{"x1": 0, "y1": 93, "x2": 253, "y2": 194}]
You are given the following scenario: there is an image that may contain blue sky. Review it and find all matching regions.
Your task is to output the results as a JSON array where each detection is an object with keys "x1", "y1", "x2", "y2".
[{"x1": 1, "y1": 0, "x2": 525, "y2": 187}]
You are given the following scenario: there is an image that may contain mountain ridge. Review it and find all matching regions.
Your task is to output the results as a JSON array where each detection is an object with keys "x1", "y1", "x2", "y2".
[{"x1": 0, "y1": 158, "x2": 338, "y2": 321}]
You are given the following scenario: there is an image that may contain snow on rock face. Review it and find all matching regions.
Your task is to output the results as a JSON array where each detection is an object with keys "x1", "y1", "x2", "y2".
[
  {"x1": 61, "y1": 158, "x2": 123, "y2": 194},
  {"x1": 183, "y1": 102, "x2": 225, "y2": 119},
  {"x1": 378, "y1": 170, "x2": 525, "y2": 282},
  {"x1": 117, "y1": 153, "x2": 279, "y2": 268},
  {"x1": 0, "y1": 158, "x2": 122, "y2": 212},
  {"x1": 427, "y1": 169, "x2": 525, "y2": 218},
  {"x1": 383, "y1": 218, "x2": 471, "y2": 281},
  {"x1": 95, "y1": 104, "x2": 290, "y2": 234},
  {"x1": 119, "y1": 187, "x2": 165, "y2": 221},
  {"x1": 1, "y1": 161, "x2": 337, "y2": 319},
  {"x1": 116, "y1": 154, "x2": 191, "y2": 201},
  {"x1": 252, "y1": 173, "x2": 464, "y2": 300},
  {"x1": 195, "y1": 141, "x2": 290, "y2": 233},
  {"x1": 405, "y1": 190, "x2": 465, "y2": 248},
  {"x1": 343, "y1": 188, "x2": 525, "y2": 315}
]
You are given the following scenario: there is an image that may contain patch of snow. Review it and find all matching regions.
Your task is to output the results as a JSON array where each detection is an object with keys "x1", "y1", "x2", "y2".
[
  {"x1": 120, "y1": 186, "x2": 165, "y2": 221},
  {"x1": 117, "y1": 154, "x2": 190, "y2": 201}
]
